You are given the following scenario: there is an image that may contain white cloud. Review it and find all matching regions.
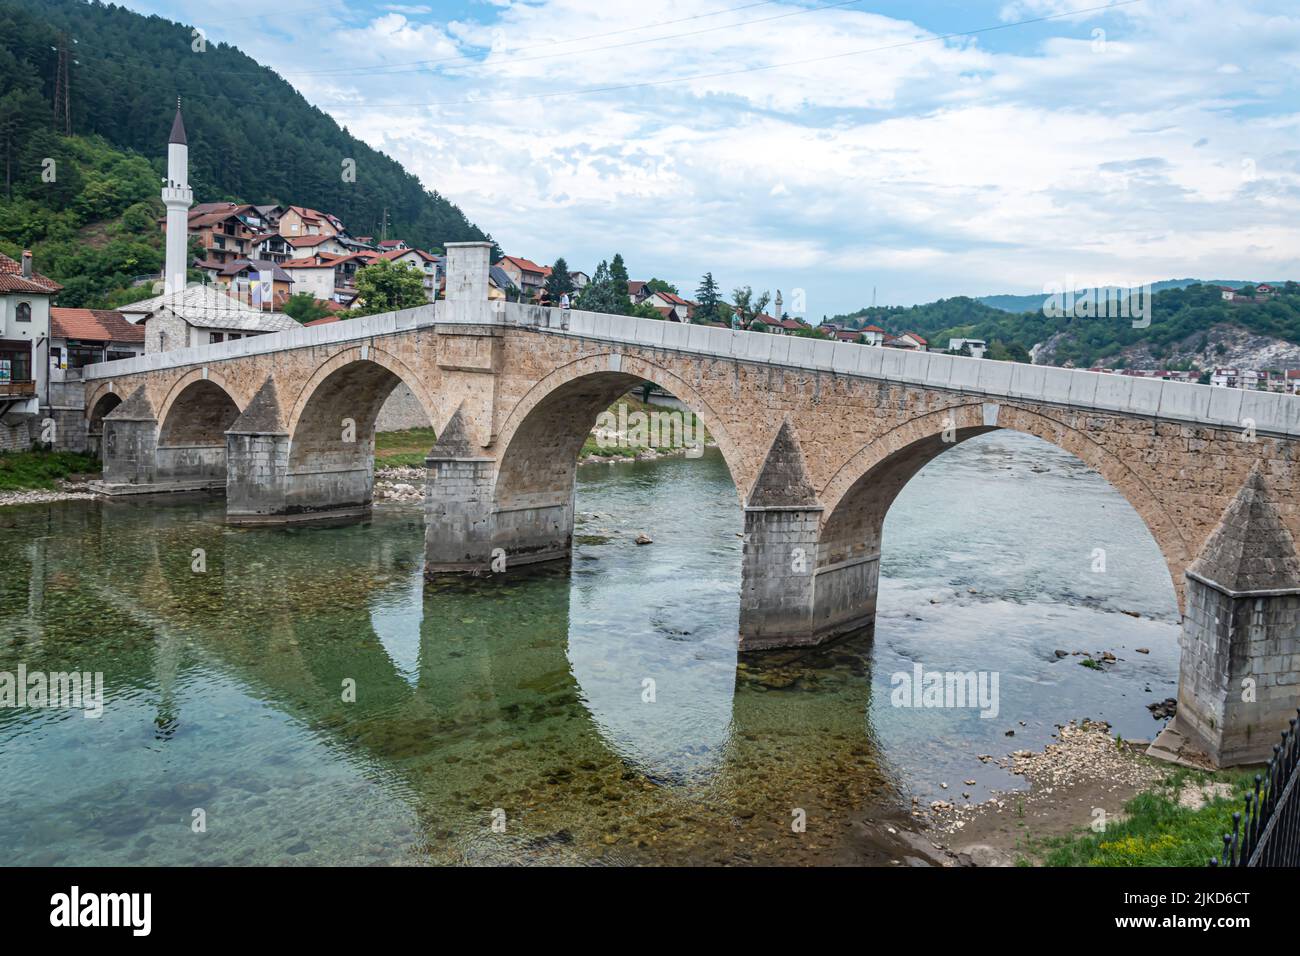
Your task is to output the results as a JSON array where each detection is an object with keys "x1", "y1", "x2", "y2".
[{"x1": 129, "y1": 0, "x2": 1300, "y2": 309}]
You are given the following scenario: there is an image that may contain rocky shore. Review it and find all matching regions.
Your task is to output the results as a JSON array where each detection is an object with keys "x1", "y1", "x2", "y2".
[
  {"x1": 0, "y1": 482, "x2": 99, "y2": 508},
  {"x1": 919, "y1": 719, "x2": 1163, "y2": 866}
]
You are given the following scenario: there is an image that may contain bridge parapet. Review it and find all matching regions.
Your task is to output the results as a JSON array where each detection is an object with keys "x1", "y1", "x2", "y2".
[{"x1": 496, "y1": 301, "x2": 1300, "y2": 438}]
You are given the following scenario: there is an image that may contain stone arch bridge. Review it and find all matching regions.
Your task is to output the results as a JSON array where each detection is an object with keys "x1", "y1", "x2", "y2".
[{"x1": 83, "y1": 243, "x2": 1300, "y2": 766}]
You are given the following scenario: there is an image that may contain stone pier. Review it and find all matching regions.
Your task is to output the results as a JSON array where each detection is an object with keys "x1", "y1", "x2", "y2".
[
  {"x1": 1162, "y1": 471, "x2": 1300, "y2": 765},
  {"x1": 424, "y1": 406, "x2": 496, "y2": 573}
]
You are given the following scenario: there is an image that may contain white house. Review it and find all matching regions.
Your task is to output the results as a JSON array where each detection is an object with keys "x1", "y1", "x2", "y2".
[
  {"x1": 0, "y1": 250, "x2": 60, "y2": 430},
  {"x1": 122, "y1": 285, "x2": 298, "y2": 351},
  {"x1": 859, "y1": 324, "x2": 887, "y2": 346},
  {"x1": 948, "y1": 337, "x2": 988, "y2": 359},
  {"x1": 1210, "y1": 367, "x2": 1240, "y2": 388},
  {"x1": 644, "y1": 290, "x2": 691, "y2": 321},
  {"x1": 891, "y1": 332, "x2": 929, "y2": 351},
  {"x1": 381, "y1": 248, "x2": 441, "y2": 302}
]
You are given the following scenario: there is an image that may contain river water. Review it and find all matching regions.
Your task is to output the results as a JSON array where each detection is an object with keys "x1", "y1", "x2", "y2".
[{"x1": 0, "y1": 431, "x2": 1180, "y2": 865}]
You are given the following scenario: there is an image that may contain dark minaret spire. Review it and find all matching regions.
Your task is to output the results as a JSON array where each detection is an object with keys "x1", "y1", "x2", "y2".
[{"x1": 169, "y1": 98, "x2": 187, "y2": 146}]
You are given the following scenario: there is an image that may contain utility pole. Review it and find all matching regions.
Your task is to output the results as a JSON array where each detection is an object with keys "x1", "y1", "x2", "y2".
[
  {"x1": 380, "y1": 206, "x2": 389, "y2": 243},
  {"x1": 53, "y1": 34, "x2": 72, "y2": 135}
]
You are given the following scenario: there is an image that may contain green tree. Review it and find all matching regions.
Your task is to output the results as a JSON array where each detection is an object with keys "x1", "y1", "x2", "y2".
[
  {"x1": 644, "y1": 277, "x2": 678, "y2": 295},
  {"x1": 576, "y1": 260, "x2": 622, "y2": 314},
  {"x1": 694, "y1": 272, "x2": 722, "y2": 323},
  {"x1": 353, "y1": 259, "x2": 427, "y2": 315},
  {"x1": 282, "y1": 292, "x2": 332, "y2": 323},
  {"x1": 545, "y1": 257, "x2": 574, "y2": 301},
  {"x1": 731, "y1": 285, "x2": 771, "y2": 328},
  {"x1": 609, "y1": 253, "x2": 630, "y2": 296}
]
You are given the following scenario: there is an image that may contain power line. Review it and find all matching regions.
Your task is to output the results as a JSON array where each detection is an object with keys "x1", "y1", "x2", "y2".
[{"x1": 320, "y1": 0, "x2": 1144, "y2": 112}]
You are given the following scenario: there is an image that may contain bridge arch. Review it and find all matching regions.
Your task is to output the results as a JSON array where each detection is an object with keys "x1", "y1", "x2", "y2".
[
  {"x1": 86, "y1": 390, "x2": 123, "y2": 457},
  {"x1": 155, "y1": 368, "x2": 244, "y2": 446},
  {"x1": 149, "y1": 371, "x2": 243, "y2": 488},
  {"x1": 489, "y1": 351, "x2": 745, "y2": 565},
  {"x1": 285, "y1": 346, "x2": 438, "y2": 442},
  {"x1": 816, "y1": 401, "x2": 1191, "y2": 612},
  {"x1": 280, "y1": 347, "x2": 438, "y2": 518}
]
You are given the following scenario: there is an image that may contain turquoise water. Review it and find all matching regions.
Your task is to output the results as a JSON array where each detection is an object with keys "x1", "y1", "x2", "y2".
[{"x1": 0, "y1": 432, "x2": 1180, "y2": 865}]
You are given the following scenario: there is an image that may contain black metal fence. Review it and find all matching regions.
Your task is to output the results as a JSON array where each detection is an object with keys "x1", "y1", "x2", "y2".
[{"x1": 1210, "y1": 709, "x2": 1300, "y2": 867}]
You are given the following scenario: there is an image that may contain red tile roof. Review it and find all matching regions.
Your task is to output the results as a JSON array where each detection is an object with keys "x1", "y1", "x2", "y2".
[
  {"x1": 380, "y1": 248, "x2": 436, "y2": 263},
  {"x1": 304, "y1": 315, "x2": 342, "y2": 326},
  {"x1": 861, "y1": 324, "x2": 886, "y2": 333},
  {"x1": 281, "y1": 256, "x2": 341, "y2": 269},
  {"x1": 50, "y1": 307, "x2": 144, "y2": 343},
  {"x1": 284, "y1": 234, "x2": 339, "y2": 248},
  {"x1": 0, "y1": 252, "x2": 62, "y2": 294},
  {"x1": 500, "y1": 255, "x2": 548, "y2": 276}
]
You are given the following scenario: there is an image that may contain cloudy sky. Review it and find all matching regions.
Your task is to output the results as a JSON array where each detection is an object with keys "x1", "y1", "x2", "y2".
[{"x1": 122, "y1": 0, "x2": 1299, "y2": 316}]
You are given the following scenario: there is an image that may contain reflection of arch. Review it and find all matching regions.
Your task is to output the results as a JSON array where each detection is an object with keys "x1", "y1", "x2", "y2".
[
  {"x1": 818, "y1": 402, "x2": 1189, "y2": 608},
  {"x1": 157, "y1": 378, "x2": 242, "y2": 446}
]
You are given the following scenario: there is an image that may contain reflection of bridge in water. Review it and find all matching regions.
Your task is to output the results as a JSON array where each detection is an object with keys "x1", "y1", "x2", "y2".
[{"x1": 4, "y1": 501, "x2": 904, "y2": 864}]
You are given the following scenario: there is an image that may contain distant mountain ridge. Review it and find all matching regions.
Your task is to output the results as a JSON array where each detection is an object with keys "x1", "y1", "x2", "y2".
[
  {"x1": 976, "y1": 280, "x2": 1283, "y2": 314},
  {"x1": 829, "y1": 281, "x2": 1300, "y2": 371}
]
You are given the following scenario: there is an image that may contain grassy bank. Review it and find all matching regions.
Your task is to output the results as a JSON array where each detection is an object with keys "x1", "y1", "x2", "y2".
[
  {"x1": 374, "y1": 427, "x2": 438, "y2": 469},
  {"x1": 1032, "y1": 767, "x2": 1256, "y2": 866},
  {"x1": 0, "y1": 449, "x2": 101, "y2": 491},
  {"x1": 579, "y1": 394, "x2": 709, "y2": 459}
]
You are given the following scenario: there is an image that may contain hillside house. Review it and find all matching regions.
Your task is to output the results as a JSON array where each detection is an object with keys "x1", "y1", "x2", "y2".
[
  {"x1": 948, "y1": 337, "x2": 988, "y2": 359},
  {"x1": 498, "y1": 256, "x2": 550, "y2": 300},
  {"x1": 859, "y1": 325, "x2": 887, "y2": 346},
  {"x1": 0, "y1": 251, "x2": 60, "y2": 425},
  {"x1": 891, "y1": 332, "x2": 929, "y2": 351},
  {"x1": 278, "y1": 205, "x2": 343, "y2": 239},
  {"x1": 382, "y1": 248, "x2": 442, "y2": 301},
  {"x1": 215, "y1": 259, "x2": 296, "y2": 311},
  {"x1": 49, "y1": 307, "x2": 145, "y2": 374},
  {"x1": 178, "y1": 203, "x2": 258, "y2": 266},
  {"x1": 283, "y1": 233, "x2": 350, "y2": 259},
  {"x1": 121, "y1": 285, "x2": 297, "y2": 352},
  {"x1": 644, "y1": 290, "x2": 691, "y2": 321}
]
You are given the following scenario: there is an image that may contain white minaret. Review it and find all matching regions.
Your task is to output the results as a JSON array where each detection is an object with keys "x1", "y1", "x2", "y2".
[{"x1": 162, "y1": 100, "x2": 192, "y2": 296}]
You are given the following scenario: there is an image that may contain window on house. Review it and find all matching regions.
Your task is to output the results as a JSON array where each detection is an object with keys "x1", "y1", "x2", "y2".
[
  {"x1": 67, "y1": 344, "x2": 105, "y2": 369},
  {"x1": 0, "y1": 343, "x2": 33, "y2": 382},
  {"x1": 229, "y1": 333, "x2": 242, "y2": 340},
  {"x1": 210, "y1": 332, "x2": 224, "y2": 343},
  {"x1": 50, "y1": 347, "x2": 62, "y2": 369},
  {"x1": 16, "y1": 302, "x2": 32, "y2": 322},
  {"x1": 106, "y1": 350, "x2": 135, "y2": 363}
]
